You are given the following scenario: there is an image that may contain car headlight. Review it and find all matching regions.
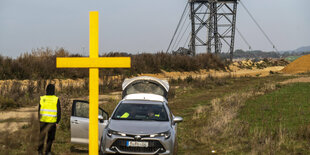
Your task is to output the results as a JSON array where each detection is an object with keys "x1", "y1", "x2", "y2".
[
  {"x1": 150, "y1": 130, "x2": 171, "y2": 139},
  {"x1": 107, "y1": 129, "x2": 126, "y2": 137}
]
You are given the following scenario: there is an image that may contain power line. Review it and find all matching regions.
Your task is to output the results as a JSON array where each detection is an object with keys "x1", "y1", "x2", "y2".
[
  {"x1": 236, "y1": 27, "x2": 252, "y2": 50},
  {"x1": 174, "y1": 22, "x2": 191, "y2": 50},
  {"x1": 240, "y1": 0, "x2": 278, "y2": 52},
  {"x1": 183, "y1": 33, "x2": 191, "y2": 48},
  {"x1": 166, "y1": 2, "x2": 189, "y2": 53},
  {"x1": 171, "y1": 8, "x2": 190, "y2": 51}
]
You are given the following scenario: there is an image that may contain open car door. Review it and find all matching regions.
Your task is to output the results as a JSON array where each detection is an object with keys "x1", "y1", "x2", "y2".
[
  {"x1": 122, "y1": 76, "x2": 169, "y2": 99},
  {"x1": 71, "y1": 100, "x2": 108, "y2": 144}
]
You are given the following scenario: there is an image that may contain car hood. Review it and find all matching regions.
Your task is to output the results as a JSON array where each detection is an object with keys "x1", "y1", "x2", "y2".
[{"x1": 108, "y1": 120, "x2": 171, "y2": 135}]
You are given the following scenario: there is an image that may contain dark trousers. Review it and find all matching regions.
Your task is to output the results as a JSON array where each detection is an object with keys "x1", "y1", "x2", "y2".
[{"x1": 38, "y1": 122, "x2": 56, "y2": 153}]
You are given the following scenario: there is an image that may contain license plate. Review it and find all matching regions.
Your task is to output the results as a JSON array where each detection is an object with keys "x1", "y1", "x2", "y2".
[{"x1": 126, "y1": 141, "x2": 149, "y2": 147}]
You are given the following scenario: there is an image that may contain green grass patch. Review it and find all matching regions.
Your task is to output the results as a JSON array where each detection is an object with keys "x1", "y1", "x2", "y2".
[
  {"x1": 285, "y1": 56, "x2": 301, "y2": 62},
  {"x1": 238, "y1": 82, "x2": 310, "y2": 154},
  {"x1": 240, "y1": 83, "x2": 310, "y2": 133}
]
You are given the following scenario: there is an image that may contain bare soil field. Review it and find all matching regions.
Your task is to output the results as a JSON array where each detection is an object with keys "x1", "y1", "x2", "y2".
[
  {"x1": 0, "y1": 106, "x2": 37, "y2": 133},
  {"x1": 282, "y1": 54, "x2": 310, "y2": 74}
]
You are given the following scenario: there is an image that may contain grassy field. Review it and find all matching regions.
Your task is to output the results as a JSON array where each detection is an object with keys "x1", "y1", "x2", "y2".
[
  {"x1": 238, "y1": 82, "x2": 310, "y2": 154},
  {"x1": 170, "y1": 75, "x2": 294, "y2": 154},
  {"x1": 285, "y1": 56, "x2": 301, "y2": 62},
  {"x1": 3, "y1": 74, "x2": 310, "y2": 154},
  {"x1": 173, "y1": 77, "x2": 310, "y2": 154}
]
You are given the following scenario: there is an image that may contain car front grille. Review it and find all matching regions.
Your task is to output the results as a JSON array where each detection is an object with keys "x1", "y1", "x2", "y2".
[{"x1": 111, "y1": 139, "x2": 165, "y2": 153}]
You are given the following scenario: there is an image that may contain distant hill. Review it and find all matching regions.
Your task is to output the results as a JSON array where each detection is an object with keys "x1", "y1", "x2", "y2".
[
  {"x1": 279, "y1": 45, "x2": 310, "y2": 54},
  {"x1": 220, "y1": 49, "x2": 281, "y2": 59},
  {"x1": 224, "y1": 45, "x2": 310, "y2": 59},
  {"x1": 295, "y1": 46, "x2": 310, "y2": 53}
]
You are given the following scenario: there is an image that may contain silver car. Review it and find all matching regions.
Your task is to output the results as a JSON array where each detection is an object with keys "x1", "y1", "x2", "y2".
[
  {"x1": 100, "y1": 76, "x2": 183, "y2": 155},
  {"x1": 70, "y1": 76, "x2": 182, "y2": 155}
]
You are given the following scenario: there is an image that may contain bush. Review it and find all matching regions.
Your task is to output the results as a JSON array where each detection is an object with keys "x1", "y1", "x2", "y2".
[
  {"x1": 0, "y1": 49, "x2": 227, "y2": 80},
  {"x1": 0, "y1": 96, "x2": 17, "y2": 110}
]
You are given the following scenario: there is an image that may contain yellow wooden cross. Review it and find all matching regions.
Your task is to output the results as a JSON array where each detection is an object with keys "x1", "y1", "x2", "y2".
[{"x1": 56, "y1": 11, "x2": 131, "y2": 155}]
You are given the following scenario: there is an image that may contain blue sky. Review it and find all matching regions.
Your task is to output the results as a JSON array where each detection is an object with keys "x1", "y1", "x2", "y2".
[{"x1": 0, "y1": 0, "x2": 309, "y2": 57}]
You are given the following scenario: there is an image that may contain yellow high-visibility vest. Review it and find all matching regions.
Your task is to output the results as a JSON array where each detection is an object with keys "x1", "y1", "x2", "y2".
[
  {"x1": 40, "y1": 95, "x2": 58, "y2": 123},
  {"x1": 120, "y1": 112, "x2": 129, "y2": 118}
]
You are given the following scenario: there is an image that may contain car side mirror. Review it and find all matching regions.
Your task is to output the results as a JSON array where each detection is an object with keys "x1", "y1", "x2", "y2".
[
  {"x1": 98, "y1": 115, "x2": 104, "y2": 123},
  {"x1": 173, "y1": 116, "x2": 183, "y2": 124}
]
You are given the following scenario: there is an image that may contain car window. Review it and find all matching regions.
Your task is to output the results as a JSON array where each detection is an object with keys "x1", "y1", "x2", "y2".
[
  {"x1": 75, "y1": 101, "x2": 89, "y2": 118},
  {"x1": 112, "y1": 103, "x2": 168, "y2": 121},
  {"x1": 74, "y1": 101, "x2": 108, "y2": 119},
  {"x1": 99, "y1": 108, "x2": 108, "y2": 120},
  {"x1": 125, "y1": 81, "x2": 166, "y2": 97}
]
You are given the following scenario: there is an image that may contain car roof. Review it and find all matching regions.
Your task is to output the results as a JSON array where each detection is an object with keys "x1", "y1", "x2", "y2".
[{"x1": 121, "y1": 100, "x2": 164, "y2": 105}]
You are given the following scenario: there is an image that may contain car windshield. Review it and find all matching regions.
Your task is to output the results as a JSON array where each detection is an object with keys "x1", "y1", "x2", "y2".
[{"x1": 112, "y1": 103, "x2": 169, "y2": 121}]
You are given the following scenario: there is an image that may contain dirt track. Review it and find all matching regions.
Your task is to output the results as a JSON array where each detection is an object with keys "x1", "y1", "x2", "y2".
[
  {"x1": 0, "y1": 106, "x2": 37, "y2": 133},
  {"x1": 279, "y1": 76, "x2": 310, "y2": 84}
]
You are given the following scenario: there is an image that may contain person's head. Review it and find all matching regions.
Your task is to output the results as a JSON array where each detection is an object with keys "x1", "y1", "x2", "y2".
[
  {"x1": 46, "y1": 84, "x2": 55, "y2": 95},
  {"x1": 147, "y1": 110, "x2": 155, "y2": 118}
]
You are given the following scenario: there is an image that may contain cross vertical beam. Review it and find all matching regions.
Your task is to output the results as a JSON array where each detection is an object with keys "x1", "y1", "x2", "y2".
[
  {"x1": 56, "y1": 11, "x2": 131, "y2": 155},
  {"x1": 89, "y1": 11, "x2": 99, "y2": 155}
]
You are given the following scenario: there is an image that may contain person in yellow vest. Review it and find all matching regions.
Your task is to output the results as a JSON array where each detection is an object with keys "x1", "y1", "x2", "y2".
[
  {"x1": 147, "y1": 110, "x2": 160, "y2": 119},
  {"x1": 38, "y1": 84, "x2": 61, "y2": 155}
]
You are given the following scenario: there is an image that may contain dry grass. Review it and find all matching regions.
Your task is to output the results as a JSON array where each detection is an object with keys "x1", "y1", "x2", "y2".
[
  {"x1": 279, "y1": 76, "x2": 310, "y2": 84},
  {"x1": 0, "y1": 80, "x2": 41, "y2": 110},
  {"x1": 233, "y1": 58, "x2": 289, "y2": 70},
  {"x1": 186, "y1": 82, "x2": 282, "y2": 154},
  {"x1": 0, "y1": 75, "x2": 125, "y2": 111},
  {"x1": 192, "y1": 92, "x2": 252, "y2": 144},
  {"x1": 187, "y1": 81, "x2": 310, "y2": 154}
]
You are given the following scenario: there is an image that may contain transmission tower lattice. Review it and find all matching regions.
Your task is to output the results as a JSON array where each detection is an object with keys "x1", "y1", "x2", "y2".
[{"x1": 189, "y1": 0, "x2": 238, "y2": 60}]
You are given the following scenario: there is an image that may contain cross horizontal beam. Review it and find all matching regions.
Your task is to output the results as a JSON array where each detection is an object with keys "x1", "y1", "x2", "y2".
[{"x1": 56, "y1": 57, "x2": 131, "y2": 68}]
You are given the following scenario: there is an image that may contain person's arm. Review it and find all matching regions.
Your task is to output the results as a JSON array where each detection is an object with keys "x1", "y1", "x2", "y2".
[
  {"x1": 56, "y1": 99, "x2": 61, "y2": 124},
  {"x1": 38, "y1": 104, "x2": 41, "y2": 120}
]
